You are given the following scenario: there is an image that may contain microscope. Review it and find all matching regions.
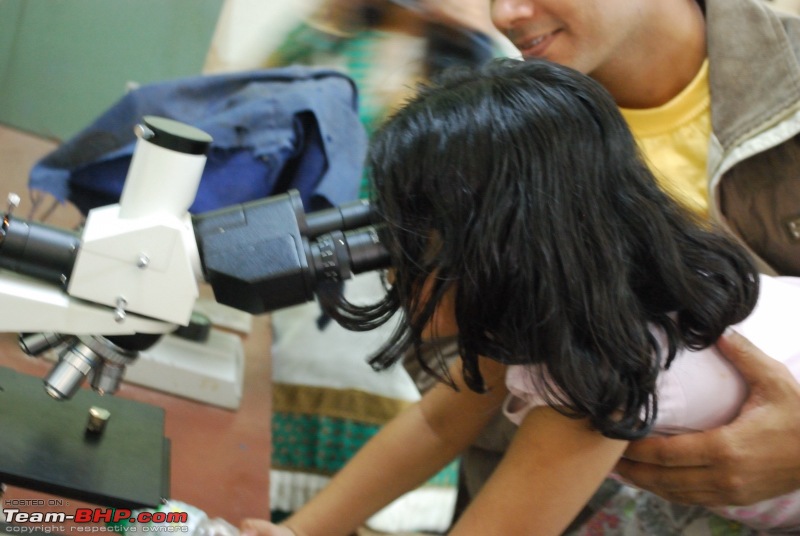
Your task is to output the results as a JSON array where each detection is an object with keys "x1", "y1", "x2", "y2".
[{"x1": 0, "y1": 115, "x2": 389, "y2": 402}]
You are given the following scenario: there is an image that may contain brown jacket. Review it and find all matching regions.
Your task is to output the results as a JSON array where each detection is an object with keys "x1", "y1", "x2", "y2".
[{"x1": 708, "y1": 0, "x2": 800, "y2": 275}]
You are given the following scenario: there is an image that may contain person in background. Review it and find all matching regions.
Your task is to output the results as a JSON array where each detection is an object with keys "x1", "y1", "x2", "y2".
[
  {"x1": 266, "y1": 0, "x2": 503, "y2": 196},
  {"x1": 433, "y1": 0, "x2": 800, "y2": 532},
  {"x1": 238, "y1": 57, "x2": 800, "y2": 536},
  {"x1": 264, "y1": 1, "x2": 503, "y2": 533}
]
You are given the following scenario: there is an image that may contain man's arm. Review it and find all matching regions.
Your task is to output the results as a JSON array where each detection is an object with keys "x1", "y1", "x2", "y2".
[{"x1": 616, "y1": 330, "x2": 800, "y2": 506}]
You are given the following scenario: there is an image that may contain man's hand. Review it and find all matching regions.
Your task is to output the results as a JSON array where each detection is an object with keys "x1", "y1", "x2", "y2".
[{"x1": 616, "y1": 330, "x2": 800, "y2": 506}]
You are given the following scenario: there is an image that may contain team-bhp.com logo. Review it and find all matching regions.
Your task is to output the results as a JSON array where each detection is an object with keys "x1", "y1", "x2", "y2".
[{"x1": 3, "y1": 507, "x2": 190, "y2": 532}]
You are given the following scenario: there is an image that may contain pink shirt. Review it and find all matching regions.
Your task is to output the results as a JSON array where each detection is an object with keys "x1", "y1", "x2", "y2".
[{"x1": 503, "y1": 275, "x2": 800, "y2": 532}]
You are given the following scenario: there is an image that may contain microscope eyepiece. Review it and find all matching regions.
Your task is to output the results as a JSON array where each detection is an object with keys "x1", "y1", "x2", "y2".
[
  {"x1": 309, "y1": 226, "x2": 388, "y2": 285},
  {"x1": 304, "y1": 199, "x2": 375, "y2": 237},
  {"x1": 193, "y1": 190, "x2": 390, "y2": 315}
]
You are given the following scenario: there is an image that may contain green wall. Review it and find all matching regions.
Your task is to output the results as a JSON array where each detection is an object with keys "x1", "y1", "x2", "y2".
[{"x1": 0, "y1": 0, "x2": 224, "y2": 141}]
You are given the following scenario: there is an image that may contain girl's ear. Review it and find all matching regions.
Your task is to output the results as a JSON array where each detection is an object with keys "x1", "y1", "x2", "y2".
[{"x1": 421, "y1": 284, "x2": 459, "y2": 341}]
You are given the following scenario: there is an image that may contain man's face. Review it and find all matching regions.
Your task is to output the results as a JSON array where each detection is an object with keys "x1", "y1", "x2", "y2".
[{"x1": 490, "y1": 0, "x2": 646, "y2": 76}]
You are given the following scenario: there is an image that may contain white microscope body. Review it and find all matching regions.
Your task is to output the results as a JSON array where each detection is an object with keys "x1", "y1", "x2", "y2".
[
  {"x1": 1, "y1": 118, "x2": 206, "y2": 336},
  {"x1": 0, "y1": 117, "x2": 210, "y2": 400}
]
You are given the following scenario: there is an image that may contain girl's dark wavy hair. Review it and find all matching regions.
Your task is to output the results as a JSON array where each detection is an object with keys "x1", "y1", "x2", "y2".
[{"x1": 324, "y1": 57, "x2": 759, "y2": 440}]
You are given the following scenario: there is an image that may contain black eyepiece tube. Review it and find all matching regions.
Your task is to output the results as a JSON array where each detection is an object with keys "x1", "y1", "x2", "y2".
[
  {"x1": 309, "y1": 225, "x2": 390, "y2": 285},
  {"x1": 342, "y1": 225, "x2": 390, "y2": 275},
  {"x1": 194, "y1": 190, "x2": 391, "y2": 315},
  {"x1": 0, "y1": 217, "x2": 81, "y2": 286},
  {"x1": 304, "y1": 199, "x2": 375, "y2": 238}
]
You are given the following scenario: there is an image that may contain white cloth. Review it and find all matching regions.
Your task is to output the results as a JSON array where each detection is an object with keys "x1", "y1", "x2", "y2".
[{"x1": 270, "y1": 272, "x2": 457, "y2": 533}]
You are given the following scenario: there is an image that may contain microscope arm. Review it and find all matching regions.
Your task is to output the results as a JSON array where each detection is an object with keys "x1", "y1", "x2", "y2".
[{"x1": 0, "y1": 270, "x2": 173, "y2": 335}]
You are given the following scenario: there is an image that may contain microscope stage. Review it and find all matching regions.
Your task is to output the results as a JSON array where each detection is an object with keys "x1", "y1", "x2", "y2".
[{"x1": 0, "y1": 366, "x2": 169, "y2": 509}]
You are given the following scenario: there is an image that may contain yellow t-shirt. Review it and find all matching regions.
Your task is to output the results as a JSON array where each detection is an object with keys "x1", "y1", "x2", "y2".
[{"x1": 619, "y1": 59, "x2": 711, "y2": 220}]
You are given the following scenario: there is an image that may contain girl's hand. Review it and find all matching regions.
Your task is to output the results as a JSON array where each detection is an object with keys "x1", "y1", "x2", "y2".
[{"x1": 240, "y1": 518, "x2": 295, "y2": 536}]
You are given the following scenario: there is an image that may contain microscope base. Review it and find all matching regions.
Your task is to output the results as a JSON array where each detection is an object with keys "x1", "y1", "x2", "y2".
[{"x1": 131, "y1": 329, "x2": 245, "y2": 410}]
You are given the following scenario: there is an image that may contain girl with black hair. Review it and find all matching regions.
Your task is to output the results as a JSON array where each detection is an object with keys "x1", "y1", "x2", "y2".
[{"x1": 245, "y1": 58, "x2": 800, "y2": 535}]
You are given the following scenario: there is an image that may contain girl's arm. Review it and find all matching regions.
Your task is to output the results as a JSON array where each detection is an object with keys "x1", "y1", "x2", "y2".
[
  {"x1": 451, "y1": 405, "x2": 629, "y2": 536},
  {"x1": 271, "y1": 357, "x2": 509, "y2": 536}
]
